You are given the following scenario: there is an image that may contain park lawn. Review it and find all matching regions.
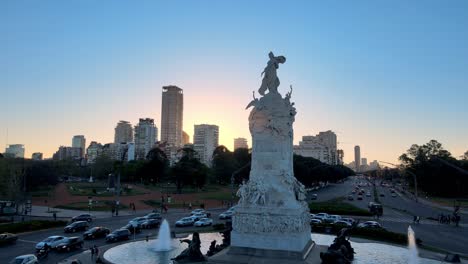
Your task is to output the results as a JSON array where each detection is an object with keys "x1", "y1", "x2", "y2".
[
  {"x1": 138, "y1": 183, "x2": 222, "y2": 194},
  {"x1": 66, "y1": 182, "x2": 147, "y2": 197},
  {"x1": 0, "y1": 220, "x2": 67, "y2": 234},
  {"x1": 30, "y1": 185, "x2": 55, "y2": 197},
  {"x1": 143, "y1": 200, "x2": 201, "y2": 209},
  {"x1": 309, "y1": 198, "x2": 372, "y2": 216},
  {"x1": 198, "y1": 191, "x2": 236, "y2": 201},
  {"x1": 55, "y1": 201, "x2": 128, "y2": 211}
]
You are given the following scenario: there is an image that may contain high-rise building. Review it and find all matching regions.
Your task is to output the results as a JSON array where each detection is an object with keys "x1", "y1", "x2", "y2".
[
  {"x1": 5, "y1": 144, "x2": 25, "y2": 158},
  {"x1": 193, "y1": 124, "x2": 219, "y2": 166},
  {"x1": 182, "y1": 131, "x2": 190, "y2": 145},
  {"x1": 337, "y1": 149, "x2": 344, "y2": 165},
  {"x1": 354, "y1": 146, "x2": 361, "y2": 173},
  {"x1": 101, "y1": 143, "x2": 129, "y2": 161},
  {"x1": 114, "y1": 121, "x2": 133, "y2": 144},
  {"x1": 53, "y1": 146, "x2": 82, "y2": 160},
  {"x1": 234, "y1": 138, "x2": 248, "y2": 150},
  {"x1": 134, "y1": 118, "x2": 158, "y2": 160},
  {"x1": 31, "y1": 152, "x2": 43, "y2": 160},
  {"x1": 293, "y1": 131, "x2": 338, "y2": 165},
  {"x1": 86, "y1": 141, "x2": 103, "y2": 164},
  {"x1": 161, "y1": 85, "x2": 183, "y2": 148},
  {"x1": 369, "y1": 160, "x2": 380, "y2": 170},
  {"x1": 72, "y1": 135, "x2": 86, "y2": 158}
]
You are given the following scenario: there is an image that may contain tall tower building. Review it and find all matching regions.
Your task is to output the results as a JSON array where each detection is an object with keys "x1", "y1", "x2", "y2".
[
  {"x1": 134, "y1": 118, "x2": 158, "y2": 160},
  {"x1": 161, "y1": 85, "x2": 183, "y2": 148},
  {"x1": 354, "y1": 145, "x2": 361, "y2": 173},
  {"x1": 234, "y1": 137, "x2": 248, "y2": 150},
  {"x1": 193, "y1": 124, "x2": 219, "y2": 166},
  {"x1": 114, "y1": 121, "x2": 133, "y2": 144},
  {"x1": 72, "y1": 135, "x2": 86, "y2": 158}
]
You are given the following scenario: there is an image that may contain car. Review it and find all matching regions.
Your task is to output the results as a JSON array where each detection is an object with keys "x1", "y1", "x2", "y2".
[
  {"x1": 175, "y1": 217, "x2": 195, "y2": 227},
  {"x1": 347, "y1": 195, "x2": 354, "y2": 201},
  {"x1": 106, "y1": 229, "x2": 131, "y2": 242},
  {"x1": 194, "y1": 218, "x2": 213, "y2": 227},
  {"x1": 219, "y1": 211, "x2": 234, "y2": 220},
  {"x1": 144, "y1": 212, "x2": 162, "y2": 220},
  {"x1": 390, "y1": 189, "x2": 395, "y2": 193},
  {"x1": 141, "y1": 218, "x2": 160, "y2": 229},
  {"x1": 313, "y1": 213, "x2": 329, "y2": 220},
  {"x1": 366, "y1": 192, "x2": 371, "y2": 197},
  {"x1": 334, "y1": 220, "x2": 352, "y2": 227},
  {"x1": 129, "y1": 217, "x2": 147, "y2": 226},
  {"x1": 55, "y1": 237, "x2": 83, "y2": 252},
  {"x1": 9, "y1": 254, "x2": 38, "y2": 264},
  {"x1": 310, "y1": 219, "x2": 322, "y2": 225},
  {"x1": 0, "y1": 233, "x2": 18, "y2": 246},
  {"x1": 391, "y1": 193, "x2": 397, "y2": 198},
  {"x1": 190, "y1": 212, "x2": 208, "y2": 221},
  {"x1": 35, "y1": 235, "x2": 68, "y2": 250},
  {"x1": 64, "y1": 221, "x2": 89, "y2": 233},
  {"x1": 310, "y1": 194, "x2": 318, "y2": 200},
  {"x1": 324, "y1": 215, "x2": 342, "y2": 223},
  {"x1": 310, "y1": 213, "x2": 316, "y2": 219},
  {"x1": 121, "y1": 223, "x2": 141, "y2": 234},
  {"x1": 357, "y1": 195, "x2": 363, "y2": 200},
  {"x1": 83, "y1": 227, "x2": 110, "y2": 239},
  {"x1": 191, "y1": 209, "x2": 206, "y2": 215},
  {"x1": 71, "y1": 214, "x2": 92, "y2": 222},
  {"x1": 379, "y1": 193, "x2": 385, "y2": 197},
  {"x1": 351, "y1": 190, "x2": 356, "y2": 194},
  {"x1": 358, "y1": 221, "x2": 383, "y2": 229},
  {"x1": 341, "y1": 218, "x2": 356, "y2": 225}
]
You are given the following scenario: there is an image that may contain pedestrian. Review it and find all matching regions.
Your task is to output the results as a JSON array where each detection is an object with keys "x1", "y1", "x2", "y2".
[
  {"x1": 90, "y1": 246, "x2": 95, "y2": 260},
  {"x1": 94, "y1": 245, "x2": 99, "y2": 258},
  {"x1": 416, "y1": 216, "x2": 420, "y2": 224},
  {"x1": 132, "y1": 203, "x2": 136, "y2": 213},
  {"x1": 53, "y1": 212, "x2": 57, "y2": 221},
  {"x1": 413, "y1": 215, "x2": 417, "y2": 224},
  {"x1": 188, "y1": 203, "x2": 192, "y2": 210},
  {"x1": 111, "y1": 207, "x2": 115, "y2": 216}
]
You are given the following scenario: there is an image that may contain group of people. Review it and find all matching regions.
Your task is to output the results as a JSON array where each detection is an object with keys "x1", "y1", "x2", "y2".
[
  {"x1": 412, "y1": 215, "x2": 421, "y2": 224},
  {"x1": 439, "y1": 213, "x2": 461, "y2": 226}
]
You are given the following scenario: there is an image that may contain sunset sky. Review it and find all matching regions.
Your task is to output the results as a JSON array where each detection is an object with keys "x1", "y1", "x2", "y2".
[{"x1": 2, "y1": 1, "x2": 468, "y2": 163}]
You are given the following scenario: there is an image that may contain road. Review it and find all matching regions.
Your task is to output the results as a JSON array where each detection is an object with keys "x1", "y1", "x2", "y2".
[{"x1": 1, "y1": 208, "x2": 230, "y2": 264}]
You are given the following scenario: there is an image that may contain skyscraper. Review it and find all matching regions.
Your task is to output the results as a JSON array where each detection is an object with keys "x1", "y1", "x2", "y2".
[
  {"x1": 354, "y1": 145, "x2": 361, "y2": 173},
  {"x1": 161, "y1": 85, "x2": 183, "y2": 148},
  {"x1": 114, "y1": 121, "x2": 133, "y2": 144},
  {"x1": 72, "y1": 135, "x2": 86, "y2": 158},
  {"x1": 5, "y1": 144, "x2": 25, "y2": 158},
  {"x1": 234, "y1": 137, "x2": 248, "y2": 150},
  {"x1": 86, "y1": 141, "x2": 103, "y2": 164},
  {"x1": 134, "y1": 118, "x2": 158, "y2": 160},
  {"x1": 193, "y1": 124, "x2": 219, "y2": 166}
]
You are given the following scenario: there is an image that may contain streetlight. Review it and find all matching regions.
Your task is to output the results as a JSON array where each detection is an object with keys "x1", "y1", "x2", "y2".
[{"x1": 379, "y1": 161, "x2": 418, "y2": 203}]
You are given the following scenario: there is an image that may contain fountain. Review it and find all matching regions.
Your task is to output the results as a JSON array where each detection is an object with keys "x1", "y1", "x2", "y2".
[
  {"x1": 408, "y1": 226, "x2": 419, "y2": 264},
  {"x1": 154, "y1": 220, "x2": 172, "y2": 252}
]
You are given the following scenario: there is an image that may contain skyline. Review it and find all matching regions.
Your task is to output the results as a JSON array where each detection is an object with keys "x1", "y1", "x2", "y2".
[{"x1": 2, "y1": 1, "x2": 468, "y2": 163}]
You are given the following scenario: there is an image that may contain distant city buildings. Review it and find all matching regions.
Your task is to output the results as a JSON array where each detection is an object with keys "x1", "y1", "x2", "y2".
[
  {"x1": 293, "y1": 131, "x2": 338, "y2": 165},
  {"x1": 161, "y1": 85, "x2": 184, "y2": 162},
  {"x1": 114, "y1": 121, "x2": 133, "y2": 144},
  {"x1": 31, "y1": 152, "x2": 43, "y2": 160},
  {"x1": 193, "y1": 124, "x2": 219, "y2": 166},
  {"x1": 369, "y1": 160, "x2": 380, "y2": 170},
  {"x1": 337, "y1": 149, "x2": 344, "y2": 165},
  {"x1": 5, "y1": 144, "x2": 25, "y2": 158},
  {"x1": 234, "y1": 137, "x2": 248, "y2": 150},
  {"x1": 72, "y1": 135, "x2": 86, "y2": 158},
  {"x1": 354, "y1": 146, "x2": 361, "y2": 172},
  {"x1": 86, "y1": 141, "x2": 103, "y2": 164},
  {"x1": 53, "y1": 146, "x2": 82, "y2": 160},
  {"x1": 134, "y1": 118, "x2": 157, "y2": 160},
  {"x1": 182, "y1": 131, "x2": 190, "y2": 145}
]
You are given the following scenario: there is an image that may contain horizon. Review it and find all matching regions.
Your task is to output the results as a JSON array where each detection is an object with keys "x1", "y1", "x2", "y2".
[{"x1": 2, "y1": 1, "x2": 468, "y2": 163}]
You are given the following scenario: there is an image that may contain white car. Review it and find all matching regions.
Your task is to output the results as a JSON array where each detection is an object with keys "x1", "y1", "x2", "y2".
[
  {"x1": 175, "y1": 217, "x2": 195, "y2": 227},
  {"x1": 313, "y1": 213, "x2": 329, "y2": 221},
  {"x1": 35, "y1": 235, "x2": 68, "y2": 250},
  {"x1": 9, "y1": 255, "x2": 38, "y2": 264},
  {"x1": 194, "y1": 218, "x2": 213, "y2": 227},
  {"x1": 325, "y1": 215, "x2": 342, "y2": 223},
  {"x1": 190, "y1": 212, "x2": 208, "y2": 221},
  {"x1": 190, "y1": 209, "x2": 206, "y2": 215},
  {"x1": 219, "y1": 211, "x2": 234, "y2": 219}
]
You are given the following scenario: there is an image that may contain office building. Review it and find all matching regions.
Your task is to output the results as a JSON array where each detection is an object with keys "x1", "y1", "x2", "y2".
[
  {"x1": 293, "y1": 131, "x2": 338, "y2": 165},
  {"x1": 182, "y1": 131, "x2": 190, "y2": 145},
  {"x1": 86, "y1": 141, "x2": 103, "y2": 164},
  {"x1": 114, "y1": 121, "x2": 133, "y2": 144},
  {"x1": 193, "y1": 124, "x2": 219, "y2": 166},
  {"x1": 354, "y1": 146, "x2": 361, "y2": 173},
  {"x1": 53, "y1": 146, "x2": 82, "y2": 160},
  {"x1": 234, "y1": 138, "x2": 248, "y2": 150},
  {"x1": 31, "y1": 152, "x2": 43, "y2": 160},
  {"x1": 5, "y1": 144, "x2": 25, "y2": 158},
  {"x1": 72, "y1": 135, "x2": 86, "y2": 158},
  {"x1": 134, "y1": 118, "x2": 158, "y2": 160},
  {"x1": 161, "y1": 85, "x2": 183, "y2": 147}
]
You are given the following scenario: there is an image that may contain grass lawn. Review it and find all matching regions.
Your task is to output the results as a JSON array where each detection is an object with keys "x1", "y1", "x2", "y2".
[
  {"x1": 198, "y1": 191, "x2": 236, "y2": 201},
  {"x1": 139, "y1": 183, "x2": 223, "y2": 194},
  {"x1": 55, "y1": 201, "x2": 128, "y2": 211},
  {"x1": 66, "y1": 182, "x2": 147, "y2": 197},
  {"x1": 30, "y1": 185, "x2": 55, "y2": 197},
  {"x1": 309, "y1": 198, "x2": 372, "y2": 216},
  {"x1": 143, "y1": 200, "x2": 200, "y2": 209}
]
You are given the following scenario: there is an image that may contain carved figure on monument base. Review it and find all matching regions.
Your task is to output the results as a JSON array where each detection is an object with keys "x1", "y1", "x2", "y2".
[{"x1": 172, "y1": 232, "x2": 205, "y2": 263}]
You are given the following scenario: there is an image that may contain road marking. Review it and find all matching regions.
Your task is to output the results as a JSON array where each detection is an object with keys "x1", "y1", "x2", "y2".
[{"x1": 18, "y1": 239, "x2": 39, "y2": 244}]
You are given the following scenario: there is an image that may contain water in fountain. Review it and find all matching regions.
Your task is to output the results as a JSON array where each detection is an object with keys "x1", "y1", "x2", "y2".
[
  {"x1": 408, "y1": 225, "x2": 419, "y2": 264},
  {"x1": 154, "y1": 219, "x2": 172, "y2": 251}
]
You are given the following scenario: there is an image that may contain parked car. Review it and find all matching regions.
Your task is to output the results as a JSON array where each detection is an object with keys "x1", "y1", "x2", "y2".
[
  {"x1": 391, "y1": 193, "x2": 397, "y2": 198},
  {"x1": 175, "y1": 217, "x2": 195, "y2": 227},
  {"x1": 83, "y1": 227, "x2": 110, "y2": 239},
  {"x1": 64, "y1": 221, "x2": 88, "y2": 233},
  {"x1": 341, "y1": 218, "x2": 356, "y2": 225},
  {"x1": 0, "y1": 233, "x2": 18, "y2": 246},
  {"x1": 190, "y1": 212, "x2": 208, "y2": 221},
  {"x1": 71, "y1": 214, "x2": 92, "y2": 222},
  {"x1": 347, "y1": 195, "x2": 354, "y2": 201},
  {"x1": 334, "y1": 220, "x2": 352, "y2": 227},
  {"x1": 144, "y1": 212, "x2": 162, "y2": 220},
  {"x1": 121, "y1": 223, "x2": 141, "y2": 234},
  {"x1": 55, "y1": 237, "x2": 83, "y2": 252},
  {"x1": 366, "y1": 192, "x2": 371, "y2": 197},
  {"x1": 194, "y1": 218, "x2": 213, "y2": 227},
  {"x1": 357, "y1": 195, "x2": 363, "y2": 200},
  {"x1": 141, "y1": 219, "x2": 160, "y2": 229},
  {"x1": 310, "y1": 219, "x2": 322, "y2": 225},
  {"x1": 310, "y1": 194, "x2": 318, "y2": 200},
  {"x1": 369, "y1": 203, "x2": 383, "y2": 216},
  {"x1": 9, "y1": 254, "x2": 38, "y2": 264},
  {"x1": 379, "y1": 193, "x2": 385, "y2": 197},
  {"x1": 324, "y1": 215, "x2": 342, "y2": 223},
  {"x1": 35, "y1": 236, "x2": 68, "y2": 250},
  {"x1": 358, "y1": 221, "x2": 383, "y2": 229},
  {"x1": 314, "y1": 213, "x2": 329, "y2": 221},
  {"x1": 191, "y1": 209, "x2": 206, "y2": 215},
  {"x1": 129, "y1": 217, "x2": 147, "y2": 226},
  {"x1": 219, "y1": 211, "x2": 234, "y2": 220},
  {"x1": 106, "y1": 229, "x2": 131, "y2": 242}
]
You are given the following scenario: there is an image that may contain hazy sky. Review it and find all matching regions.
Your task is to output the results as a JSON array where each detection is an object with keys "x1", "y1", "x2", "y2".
[{"x1": 2, "y1": 1, "x2": 468, "y2": 163}]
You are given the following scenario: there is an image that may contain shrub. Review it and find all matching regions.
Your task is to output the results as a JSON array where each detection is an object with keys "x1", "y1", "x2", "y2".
[
  {"x1": 212, "y1": 223, "x2": 225, "y2": 230},
  {"x1": 0, "y1": 220, "x2": 67, "y2": 234},
  {"x1": 309, "y1": 200, "x2": 372, "y2": 216}
]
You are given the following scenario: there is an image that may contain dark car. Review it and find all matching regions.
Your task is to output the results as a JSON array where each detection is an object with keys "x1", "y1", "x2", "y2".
[
  {"x1": 83, "y1": 227, "x2": 110, "y2": 239},
  {"x1": 347, "y1": 195, "x2": 354, "y2": 201},
  {"x1": 0, "y1": 233, "x2": 18, "y2": 246},
  {"x1": 379, "y1": 193, "x2": 385, "y2": 197},
  {"x1": 141, "y1": 219, "x2": 160, "y2": 229},
  {"x1": 121, "y1": 223, "x2": 141, "y2": 234},
  {"x1": 71, "y1": 214, "x2": 92, "y2": 222},
  {"x1": 55, "y1": 237, "x2": 83, "y2": 252},
  {"x1": 310, "y1": 194, "x2": 318, "y2": 200},
  {"x1": 144, "y1": 213, "x2": 162, "y2": 220},
  {"x1": 106, "y1": 229, "x2": 131, "y2": 242},
  {"x1": 64, "y1": 221, "x2": 88, "y2": 233}
]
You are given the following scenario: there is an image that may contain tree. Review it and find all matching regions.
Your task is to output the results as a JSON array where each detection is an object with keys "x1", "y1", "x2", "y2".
[
  {"x1": 211, "y1": 146, "x2": 237, "y2": 184},
  {"x1": 170, "y1": 148, "x2": 209, "y2": 193},
  {"x1": 463, "y1": 150, "x2": 468, "y2": 161}
]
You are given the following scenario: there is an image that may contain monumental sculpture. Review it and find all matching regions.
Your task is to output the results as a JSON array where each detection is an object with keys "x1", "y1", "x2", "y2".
[{"x1": 229, "y1": 52, "x2": 313, "y2": 259}]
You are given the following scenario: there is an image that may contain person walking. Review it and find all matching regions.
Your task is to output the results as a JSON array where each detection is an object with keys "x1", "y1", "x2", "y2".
[
  {"x1": 188, "y1": 203, "x2": 192, "y2": 211},
  {"x1": 94, "y1": 245, "x2": 99, "y2": 259},
  {"x1": 90, "y1": 246, "x2": 95, "y2": 261}
]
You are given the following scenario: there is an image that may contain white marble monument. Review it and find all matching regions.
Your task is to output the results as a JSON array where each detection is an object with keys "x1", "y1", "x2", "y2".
[{"x1": 228, "y1": 52, "x2": 313, "y2": 260}]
